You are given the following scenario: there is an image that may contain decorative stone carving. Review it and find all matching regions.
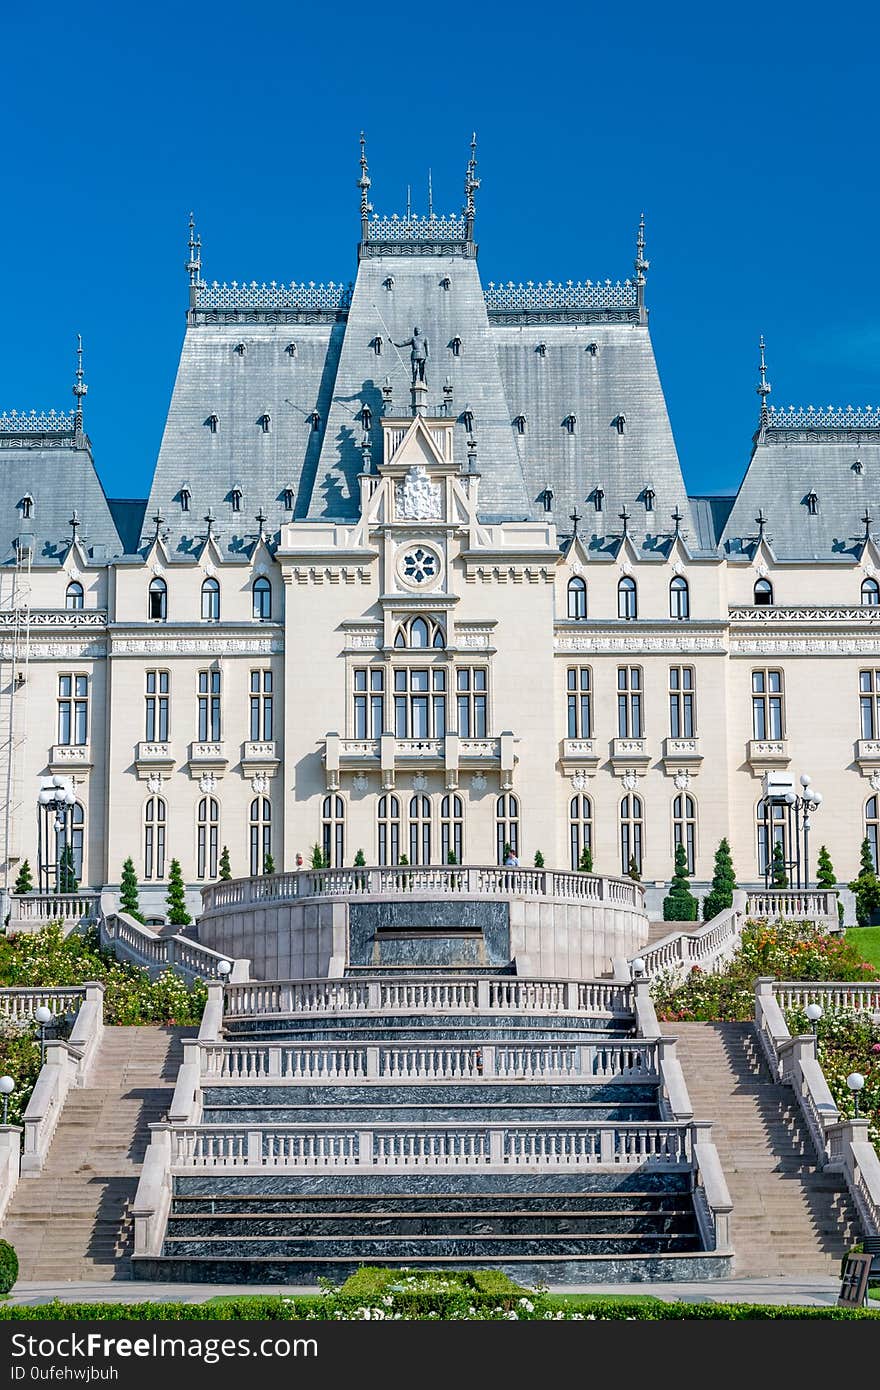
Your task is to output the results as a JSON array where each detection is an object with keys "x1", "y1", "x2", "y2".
[
  {"x1": 569, "y1": 560, "x2": 584, "y2": 576},
  {"x1": 619, "y1": 563, "x2": 633, "y2": 578},
  {"x1": 870, "y1": 771, "x2": 880, "y2": 792},
  {"x1": 620, "y1": 769, "x2": 640, "y2": 791},
  {"x1": 570, "y1": 769, "x2": 591, "y2": 792},
  {"x1": 471, "y1": 774, "x2": 487, "y2": 793},
  {"x1": 151, "y1": 562, "x2": 165, "y2": 577},
  {"x1": 754, "y1": 561, "x2": 769, "y2": 578},
  {"x1": 673, "y1": 769, "x2": 692, "y2": 790},
  {"x1": 395, "y1": 466, "x2": 442, "y2": 521},
  {"x1": 202, "y1": 562, "x2": 217, "y2": 578},
  {"x1": 412, "y1": 772, "x2": 429, "y2": 792},
  {"x1": 671, "y1": 561, "x2": 685, "y2": 577},
  {"x1": 199, "y1": 772, "x2": 218, "y2": 793},
  {"x1": 352, "y1": 773, "x2": 369, "y2": 794},
  {"x1": 146, "y1": 773, "x2": 163, "y2": 795},
  {"x1": 250, "y1": 772, "x2": 269, "y2": 794}
]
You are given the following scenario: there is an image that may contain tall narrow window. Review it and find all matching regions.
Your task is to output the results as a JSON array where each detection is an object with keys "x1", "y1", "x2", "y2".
[
  {"x1": 321, "y1": 794, "x2": 345, "y2": 868},
  {"x1": 752, "y1": 670, "x2": 783, "y2": 740},
  {"x1": 860, "y1": 670, "x2": 880, "y2": 739},
  {"x1": 148, "y1": 577, "x2": 167, "y2": 621},
  {"x1": 669, "y1": 575, "x2": 689, "y2": 620},
  {"x1": 408, "y1": 795, "x2": 431, "y2": 865},
  {"x1": 65, "y1": 582, "x2": 83, "y2": 611},
  {"x1": 669, "y1": 667, "x2": 695, "y2": 739},
  {"x1": 618, "y1": 576, "x2": 637, "y2": 620},
  {"x1": 252, "y1": 577, "x2": 271, "y2": 621},
  {"x1": 198, "y1": 670, "x2": 221, "y2": 742},
  {"x1": 201, "y1": 577, "x2": 220, "y2": 622},
  {"x1": 566, "y1": 668, "x2": 592, "y2": 738},
  {"x1": 378, "y1": 794, "x2": 400, "y2": 865},
  {"x1": 249, "y1": 670, "x2": 273, "y2": 741},
  {"x1": 197, "y1": 796, "x2": 219, "y2": 879},
  {"x1": 59, "y1": 802, "x2": 85, "y2": 883},
  {"x1": 57, "y1": 674, "x2": 88, "y2": 746},
  {"x1": 754, "y1": 578, "x2": 773, "y2": 606},
  {"x1": 143, "y1": 796, "x2": 166, "y2": 880},
  {"x1": 353, "y1": 668, "x2": 384, "y2": 740},
  {"x1": 617, "y1": 667, "x2": 643, "y2": 737},
  {"x1": 145, "y1": 670, "x2": 170, "y2": 742},
  {"x1": 673, "y1": 793, "x2": 697, "y2": 875},
  {"x1": 249, "y1": 797, "x2": 271, "y2": 876},
  {"x1": 757, "y1": 801, "x2": 788, "y2": 877},
  {"x1": 569, "y1": 794, "x2": 593, "y2": 871},
  {"x1": 393, "y1": 668, "x2": 446, "y2": 738},
  {"x1": 231, "y1": 487, "x2": 242, "y2": 513},
  {"x1": 567, "y1": 577, "x2": 587, "y2": 619},
  {"x1": 620, "y1": 794, "x2": 643, "y2": 876},
  {"x1": 862, "y1": 578, "x2": 880, "y2": 606},
  {"x1": 440, "y1": 794, "x2": 464, "y2": 863},
  {"x1": 496, "y1": 793, "x2": 519, "y2": 865},
  {"x1": 456, "y1": 668, "x2": 487, "y2": 737},
  {"x1": 867, "y1": 796, "x2": 880, "y2": 869}
]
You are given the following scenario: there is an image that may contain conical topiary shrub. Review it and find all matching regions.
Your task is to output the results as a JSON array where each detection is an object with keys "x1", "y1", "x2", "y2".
[
  {"x1": 120, "y1": 857, "x2": 144, "y2": 923},
  {"x1": 816, "y1": 844, "x2": 844, "y2": 924},
  {"x1": 771, "y1": 840, "x2": 788, "y2": 888},
  {"x1": 663, "y1": 842, "x2": 698, "y2": 921},
  {"x1": 218, "y1": 846, "x2": 232, "y2": 881},
  {"x1": 703, "y1": 838, "x2": 736, "y2": 921},
  {"x1": 166, "y1": 858, "x2": 192, "y2": 927},
  {"x1": 12, "y1": 860, "x2": 33, "y2": 895},
  {"x1": 849, "y1": 837, "x2": 880, "y2": 926}
]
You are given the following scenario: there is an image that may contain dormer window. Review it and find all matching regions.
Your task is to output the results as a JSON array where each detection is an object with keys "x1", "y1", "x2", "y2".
[
  {"x1": 370, "y1": 336, "x2": 383, "y2": 355},
  {"x1": 537, "y1": 343, "x2": 547, "y2": 357},
  {"x1": 20, "y1": 494, "x2": 33, "y2": 520},
  {"x1": 461, "y1": 409, "x2": 474, "y2": 433},
  {"x1": 513, "y1": 415, "x2": 527, "y2": 435},
  {"x1": 230, "y1": 486, "x2": 242, "y2": 513},
  {"x1": 805, "y1": 490, "x2": 818, "y2": 515},
  {"x1": 594, "y1": 487, "x2": 604, "y2": 513},
  {"x1": 563, "y1": 414, "x2": 577, "y2": 435},
  {"x1": 440, "y1": 276, "x2": 451, "y2": 290},
  {"x1": 282, "y1": 487, "x2": 294, "y2": 510},
  {"x1": 206, "y1": 414, "x2": 219, "y2": 434},
  {"x1": 179, "y1": 484, "x2": 191, "y2": 513},
  {"x1": 310, "y1": 411, "x2": 321, "y2": 432},
  {"x1": 450, "y1": 336, "x2": 462, "y2": 356},
  {"x1": 643, "y1": 486, "x2": 655, "y2": 513},
  {"x1": 383, "y1": 276, "x2": 394, "y2": 290},
  {"x1": 361, "y1": 405, "x2": 372, "y2": 430},
  {"x1": 258, "y1": 413, "x2": 271, "y2": 433},
  {"x1": 234, "y1": 342, "x2": 247, "y2": 356},
  {"x1": 285, "y1": 342, "x2": 297, "y2": 358},
  {"x1": 541, "y1": 487, "x2": 553, "y2": 512},
  {"x1": 854, "y1": 457, "x2": 864, "y2": 474},
  {"x1": 614, "y1": 413, "x2": 627, "y2": 435},
  {"x1": 586, "y1": 342, "x2": 598, "y2": 356}
]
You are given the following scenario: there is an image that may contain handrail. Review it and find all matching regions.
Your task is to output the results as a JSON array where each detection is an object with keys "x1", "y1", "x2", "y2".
[
  {"x1": 99, "y1": 908, "x2": 249, "y2": 984},
  {"x1": 0, "y1": 987, "x2": 85, "y2": 1021},
  {"x1": 200, "y1": 864, "x2": 645, "y2": 915},
  {"x1": 629, "y1": 892, "x2": 747, "y2": 981}
]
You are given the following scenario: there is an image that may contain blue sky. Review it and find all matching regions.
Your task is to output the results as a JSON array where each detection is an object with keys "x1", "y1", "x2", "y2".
[{"x1": 3, "y1": 1, "x2": 878, "y2": 501}]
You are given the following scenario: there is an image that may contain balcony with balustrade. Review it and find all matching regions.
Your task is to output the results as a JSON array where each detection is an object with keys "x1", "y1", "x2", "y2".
[{"x1": 322, "y1": 731, "x2": 517, "y2": 791}]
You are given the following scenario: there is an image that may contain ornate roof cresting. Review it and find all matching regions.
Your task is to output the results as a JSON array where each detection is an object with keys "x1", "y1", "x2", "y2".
[
  {"x1": 484, "y1": 280, "x2": 637, "y2": 310},
  {"x1": 766, "y1": 404, "x2": 880, "y2": 431},
  {"x1": 0, "y1": 410, "x2": 76, "y2": 434}
]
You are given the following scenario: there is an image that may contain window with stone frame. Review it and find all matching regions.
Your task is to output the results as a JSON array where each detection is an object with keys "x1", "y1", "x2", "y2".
[
  {"x1": 456, "y1": 668, "x2": 488, "y2": 737},
  {"x1": 440, "y1": 794, "x2": 464, "y2": 863},
  {"x1": 197, "y1": 796, "x2": 219, "y2": 879},
  {"x1": 860, "y1": 669, "x2": 880, "y2": 738},
  {"x1": 353, "y1": 668, "x2": 384, "y2": 740},
  {"x1": 620, "y1": 794, "x2": 643, "y2": 875},
  {"x1": 249, "y1": 796, "x2": 271, "y2": 876},
  {"x1": 143, "y1": 796, "x2": 166, "y2": 880},
  {"x1": 566, "y1": 667, "x2": 592, "y2": 738},
  {"x1": 569, "y1": 793, "x2": 593, "y2": 871},
  {"x1": 249, "y1": 670, "x2": 273, "y2": 741},
  {"x1": 145, "y1": 670, "x2": 170, "y2": 742},
  {"x1": 751, "y1": 669, "x2": 784, "y2": 740},
  {"x1": 408, "y1": 794, "x2": 432, "y2": 865},
  {"x1": 495, "y1": 793, "x2": 520, "y2": 865},
  {"x1": 866, "y1": 796, "x2": 880, "y2": 869},
  {"x1": 198, "y1": 669, "x2": 221, "y2": 742},
  {"x1": 668, "y1": 667, "x2": 695, "y2": 739},
  {"x1": 377, "y1": 793, "x2": 401, "y2": 865},
  {"x1": 673, "y1": 793, "x2": 697, "y2": 875},
  {"x1": 57, "y1": 674, "x2": 88, "y2": 745},
  {"x1": 322, "y1": 793, "x2": 345, "y2": 868},
  {"x1": 393, "y1": 667, "x2": 446, "y2": 738},
  {"x1": 617, "y1": 667, "x2": 643, "y2": 738}
]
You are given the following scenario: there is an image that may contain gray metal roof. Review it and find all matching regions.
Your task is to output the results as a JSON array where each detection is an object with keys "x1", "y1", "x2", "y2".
[{"x1": 0, "y1": 423, "x2": 123, "y2": 565}]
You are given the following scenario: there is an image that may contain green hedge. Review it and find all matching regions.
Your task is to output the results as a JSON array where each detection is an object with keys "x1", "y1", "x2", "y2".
[{"x1": 0, "y1": 1241, "x2": 18, "y2": 1295}]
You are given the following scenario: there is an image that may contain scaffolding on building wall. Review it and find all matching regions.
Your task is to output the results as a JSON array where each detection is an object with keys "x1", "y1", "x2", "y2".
[{"x1": 0, "y1": 534, "x2": 33, "y2": 916}]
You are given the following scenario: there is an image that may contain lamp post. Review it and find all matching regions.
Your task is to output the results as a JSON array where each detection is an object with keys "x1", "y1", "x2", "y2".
[
  {"x1": 805, "y1": 1002, "x2": 823, "y2": 1040},
  {"x1": 216, "y1": 959, "x2": 231, "y2": 983},
  {"x1": 34, "y1": 1005, "x2": 52, "y2": 1065},
  {"x1": 37, "y1": 776, "x2": 76, "y2": 893},
  {"x1": 847, "y1": 1072, "x2": 865, "y2": 1119},
  {"x1": 760, "y1": 771, "x2": 823, "y2": 890},
  {"x1": 631, "y1": 957, "x2": 646, "y2": 981},
  {"x1": 0, "y1": 1076, "x2": 14, "y2": 1125}
]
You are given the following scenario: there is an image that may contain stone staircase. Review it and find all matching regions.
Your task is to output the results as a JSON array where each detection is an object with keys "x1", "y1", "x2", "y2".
[
  {"x1": 1, "y1": 1027, "x2": 193, "y2": 1281},
  {"x1": 665, "y1": 1022, "x2": 860, "y2": 1275}
]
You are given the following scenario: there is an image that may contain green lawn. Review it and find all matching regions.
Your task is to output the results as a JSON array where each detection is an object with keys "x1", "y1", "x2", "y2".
[{"x1": 846, "y1": 926, "x2": 880, "y2": 969}]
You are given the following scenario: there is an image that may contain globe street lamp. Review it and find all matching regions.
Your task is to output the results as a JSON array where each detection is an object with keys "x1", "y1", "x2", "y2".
[
  {"x1": 34, "y1": 1005, "x2": 52, "y2": 1065},
  {"x1": 37, "y1": 776, "x2": 76, "y2": 893},
  {"x1": 805, "y1": 1002, "x2": 823, "y2": 1040},
  {"x1": 631, "y1": 957, "x2": 646, "y2": 981},
  {"x1": 0, "y1": 1076, "x2": 14, "y2": 1126},
  {"x1": 216, "y1": 959, "x2": 231, "y2": 981},
  {"x1": 847, "y1": 1072, "x2": 866, "y2": 1119}
]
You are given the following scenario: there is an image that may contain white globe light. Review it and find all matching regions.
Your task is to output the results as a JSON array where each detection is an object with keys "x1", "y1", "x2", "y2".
[
  {"x1": 805, "y1": 1003, "x2": 823, "y2": 1023},
  {"x1": 800, "y1": 774, "x2": 811, "y2": 787},
  {"x1": 784, "y1": 791, "x2": 796, "y2": 805},
  {"x1": 811, "y1": 791, "x2": 823, "y2": 805},
  {"x1": 217, "y1": 959, "x2": 232, "y2": 977},
  {"x1": 35, "y1": 1006, "x2": 52, "y2": 1025},
  {"x1": 631, "y1": 957, "x2": 646, "y2": 977},
  {"x1": 846, "y1": 1072, "x2": 865, "y2": 1092},
  {"x1": 0, "y1": 1077, "x2": 14, "y2": 1095}
]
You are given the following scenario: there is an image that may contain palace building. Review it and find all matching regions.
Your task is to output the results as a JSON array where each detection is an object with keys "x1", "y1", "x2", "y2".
[{"x1": 2, "y1": 139, "x2": 879, "y2": 922}]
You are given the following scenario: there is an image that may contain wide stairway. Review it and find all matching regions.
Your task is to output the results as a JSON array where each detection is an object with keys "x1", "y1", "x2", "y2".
[
  {"x1": 2, "y1": 1027, "x2": 191, "y2": 1280},
  {"x1": 667, "y1": 1023, "x2": 860, "y2": 1275},
  {"x1": 135, "y1": 976, "x2": 729, "y2": 1285}
]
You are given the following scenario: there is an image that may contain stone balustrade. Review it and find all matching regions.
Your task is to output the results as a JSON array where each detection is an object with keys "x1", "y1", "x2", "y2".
[
  {"x1": 0, "y1": 1127, "x2": 22, "y2": 1222},
  {"x1": 199, "y1": 1038, "x2": 657, "y2": 1084},
  {"x1": 0, "y1": 986, "x2": 85, "y2": 1022},
  {"x1": 165, "y1": 1119, "x2": 697, "y2": 1172},
  {"x1": 20, "y1": 983, "x2": 105, "y2": 1176},
  {"x1": 221, "y1": 974, "x2": 632, "y2": 1020},
  {"x1": 630, "y1": 893, "x2": 747, "y2": 982},
  {"x1": 771, "y1": 981, "x2": 880, "y2": 1014},
  {"x1": 745, "y1": 889, "x2": 839, "y2": 924},
  {"x1": 7, "y1": 892, "x2": 101, "y2": 932},
  {"x1": 99, "y1": 909, "x2": 249, "y2": 984},
  {"x1": 201, "y1": 864, "x2": 644, "y2": 915}
]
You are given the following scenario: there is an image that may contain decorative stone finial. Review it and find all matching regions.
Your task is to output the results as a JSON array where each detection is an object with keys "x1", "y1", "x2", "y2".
[
  {"x1": 569, "y1": 508, "x2": 581, "y2": 538},
  {"x1": 755, "y1": 508, "x2": 768, "y2": 540},
  {"x1": 671, "y1": 505, "x2": 683, "y2": 539},
  {"x1": 186, "y1": 212, "x2": 203, "y2": 308},
  {"x1": 72, "y1": 335, "x2": 87, "y2": 438},
  {"x1": 204, "y1": 509, "x2": 216, "y2": 539},
  {"x1": 862, "y1": 509, "x2": 873, "y2": 543},
  {"x1": 255, "y1": 508, "x2": 267, "y2": 540},
  {"x1": 68, "y1": 509, "x2": 80, "y2": 542},
  {"x1": 464, "y1": 132, "x2": 479, "y2": 241},
  {"x1": 358, "y1": 132, "x2": 372, "y2": 241},
  {"x1": 634, "y1": 213, "x2": 649, "y2": 319},
  {"x1": 619, "y1": 506, "x2": 631, "y2": 538},
  {"x1": 756, "y1": 334, "x2": 772, "y2": 438}
]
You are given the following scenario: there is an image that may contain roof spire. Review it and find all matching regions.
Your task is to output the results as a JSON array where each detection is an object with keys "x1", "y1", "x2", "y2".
[
  {"x1": 464, "y1": 132, "x2": 479, "y2": 242},
  {"x1": 634, "y1": 213, "x2": 649, "y2": 321},
  {"x1": 358, "y1": 132, "x2": 372, "y2": 242},
  {"x1": 862, "y1": 509, "x2": 873, "y2": 544},
  {"x1": 569, "y1": 508, "x2": 581, "y2": 538},
  {"x1": 755, "y1": 508, "x2": 768, "y2": 540},
  {"x1": 671, "y1": 506, "x2": 683, "y2": 539},
  {"x1": 68, "y1": 509, "x2": 80, "y2": 543},
  {"x1": 756, "y1": 335, "x2": 772, "y2": 438},
  {"x1": 186, "y1": 211, "x2": 202, "y2": 307},
  {"x1": 72, "y1": 334, "x2": 87, "y2": 441},
  {"x1": 619, "y1": 505, "x2": 631, "y2": 538}
]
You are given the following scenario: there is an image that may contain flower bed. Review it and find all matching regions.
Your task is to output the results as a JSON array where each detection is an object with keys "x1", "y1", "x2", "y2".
[{"x1": 785, "y1": 1005, "x2": 880, "y2": 1151}]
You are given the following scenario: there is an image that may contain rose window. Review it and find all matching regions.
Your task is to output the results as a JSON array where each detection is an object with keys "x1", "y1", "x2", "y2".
[{"x1": 400, "y1": 546, "x2": 439, "y2": 585}]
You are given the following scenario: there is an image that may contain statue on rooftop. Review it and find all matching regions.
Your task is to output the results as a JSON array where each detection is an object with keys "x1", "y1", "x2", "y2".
[{"x1": 396, "y1": 327, "x2": 429, "y2": 384}]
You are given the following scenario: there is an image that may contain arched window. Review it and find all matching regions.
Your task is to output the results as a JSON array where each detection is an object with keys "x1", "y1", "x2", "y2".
[
  {"x1": 440, "y1": 794, "x2": 464, "y2": 864},
  {"x1": 862, "y1": 577, "x2": 880, "y2": 607},
  {"x1": 378, "y1": 794, "x2": 400, "y2": 866},
  {"x1": 321, "y1": 794, "x2": 345, "y2": 868},
  {"x1": 252, "y1": 576, "x2": 271, "y2": 621},
  {"x1": 201, "y1": 577, "x2": 220, "y2": 622},
  {"x1": 620, "y1": 794, "x2": 643, "y2": 877},
  {"x1": 754, "y1": 578, "x2": 773, "y2": 606},
  {"x1": 618, "y1": 576, "x2": 637, "y2": 620},
  {"x1": 20, "y1": 495, "x2": 33, "y2": 520},
  {"x1": 866, "y1": 797, "x2": 880, "y2": 870},
  {"x1": 408, "y1": 795, "x2": 431, "y2": 865},
  {"x1": 670, "y1": 575, "x2": 689, "y2": 620},
  {"x1": 393, "y1": 616, "x2": 445, "y2": 649},
  {"x1": 496, "y1": 793, "x2": 519, "y2": 865},
  {"x1": 197, "y1": 796, "x2": 219, "y2": 880},
  {"x1": 249, "y1": 796, "x2": 271, "y2": 876},
  {"x1": 56, "y1": 802, "x2": 85, "y2": 885},
  {"x1": 230, "y1": 487, "x2": 242, "y2": 513},
  {"x1": 756, "y1": 800, "x2": 789, "y2": 879},
  {"x1": 569, "y1": 794, "x2": 593, "y2": 871},
  {"x1": 65, "y1": 582, "x2": 83, "y2": 611},
  {"x1": 143, "y1": 796, "x2": 166, "y2": 881},
  {"x1": 567, "y1": 576, "x2": 587, "y2": 619},
  {"x1": 673, "y1": 793, "x2": 697, "y2": 876},
  {"x1": 148, "y1": 576, "x2": 167, "y2": 621}
]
